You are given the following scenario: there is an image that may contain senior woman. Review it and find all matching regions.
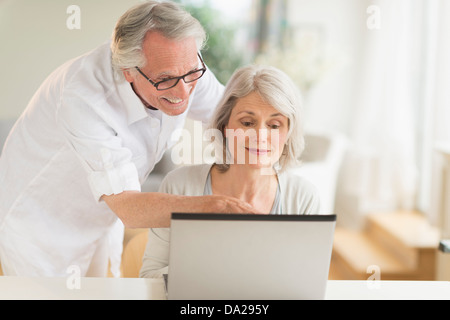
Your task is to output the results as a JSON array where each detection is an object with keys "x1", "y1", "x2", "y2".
[{"x1": 139, "y1": 65, "x2": 320, "y2": 278}]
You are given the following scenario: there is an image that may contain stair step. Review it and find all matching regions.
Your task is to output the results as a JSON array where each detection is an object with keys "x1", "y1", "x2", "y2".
[
  {"x1": 331, "y1": 211, "x2": 440, "y2": 280},
  {"x1": 332, "y1": 228, "x2": 417, "y2": 280},
  {"x1": 367, "y1": 210, "x2": 440, "y2": 249},
  {"x1": 366, "y1": 211, "x2": 440, "y2": 274}
]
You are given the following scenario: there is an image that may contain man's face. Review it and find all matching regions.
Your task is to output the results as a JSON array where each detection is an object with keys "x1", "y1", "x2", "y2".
[{"x1": 123, "y1": 31, "x2": 201, "y2": 116}]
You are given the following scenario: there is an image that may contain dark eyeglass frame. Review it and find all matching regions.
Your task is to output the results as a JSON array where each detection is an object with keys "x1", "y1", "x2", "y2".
[{"x1": 135, "y1": 53, "x2": 206, "y2": 91}]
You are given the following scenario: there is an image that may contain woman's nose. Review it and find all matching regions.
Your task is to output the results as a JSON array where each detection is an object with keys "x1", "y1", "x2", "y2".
[
  {"x1": 249, "y1": 128, "x2": 269, "y2": 146},
  {"x1": 258, "y1": 126, "x2": 269, "y2": 140}
]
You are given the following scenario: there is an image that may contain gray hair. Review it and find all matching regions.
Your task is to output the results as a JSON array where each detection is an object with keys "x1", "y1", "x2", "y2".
[
  {"x1": 211, "y1": 65, "x2": 305, "y2": 172},
  {"x1": 111, "y1": 1, "x2": 206, "y2": 75}
]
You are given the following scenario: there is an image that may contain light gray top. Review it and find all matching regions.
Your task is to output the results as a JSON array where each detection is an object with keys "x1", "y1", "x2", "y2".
[
  {"x1": 203, "y1": 170, "x2": 282, "y2": 214},
  {"x1": 139, "y1": 164, "x2": 320, "y2": 278}
]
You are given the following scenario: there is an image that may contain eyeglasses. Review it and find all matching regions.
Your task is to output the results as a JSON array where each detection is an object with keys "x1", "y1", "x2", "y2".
[{"x1": 135, "y1": 53, "x2": 206, "y2": 91}]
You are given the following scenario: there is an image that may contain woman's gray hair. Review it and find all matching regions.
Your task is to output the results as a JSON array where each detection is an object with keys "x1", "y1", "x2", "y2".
[
  {"x1": 211, "y1": 65, "x2": 305, "y2": 172},
  {"x1": 111, "y1": 1, "x2": 206, "y2": 75}
]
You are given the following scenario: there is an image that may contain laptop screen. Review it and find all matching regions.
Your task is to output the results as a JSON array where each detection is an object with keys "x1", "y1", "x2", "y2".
[{"x1": 167, "y1": 213, "x2": 336, "y2": 300}]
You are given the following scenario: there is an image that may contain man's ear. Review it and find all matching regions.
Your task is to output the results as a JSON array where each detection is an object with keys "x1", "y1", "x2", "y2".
[{"x1": 122, "y1": 69, "x2": 134, "y2": 83}]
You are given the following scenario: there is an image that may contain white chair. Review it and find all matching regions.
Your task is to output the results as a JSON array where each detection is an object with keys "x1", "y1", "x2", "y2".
[
  {"x1": 121, "y1": 229, "x2": 149, "y2": 278},
  {"x1": 289, "y1": 131, "x2": 348, "y2": 214}
]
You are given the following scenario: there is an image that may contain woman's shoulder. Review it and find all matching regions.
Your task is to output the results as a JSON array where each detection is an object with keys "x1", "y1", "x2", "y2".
[
  {"x1": 278, "y1": 170, "x2": 318, "y2": 194},
  {"x1": 159, "y1": 164, "x2": 212, "y2": 195},
  {"x1": 278, "y1": 170, "x2": 321, "y2": 214}
]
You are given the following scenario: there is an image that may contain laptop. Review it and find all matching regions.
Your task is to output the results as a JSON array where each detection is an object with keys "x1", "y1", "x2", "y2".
[{"x1": 166, "y1": 213, "x2": 336, "y2": 300}]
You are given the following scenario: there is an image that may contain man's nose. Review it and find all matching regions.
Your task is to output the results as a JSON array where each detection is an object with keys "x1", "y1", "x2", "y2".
[{"x1": 172, "y1": 78, "x2": 193, "y2": 97}]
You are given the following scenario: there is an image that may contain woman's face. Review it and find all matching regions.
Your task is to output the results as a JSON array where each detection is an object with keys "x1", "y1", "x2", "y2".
[{"x1": 225, "y1": 91, "x2": 289, "y2": 170}]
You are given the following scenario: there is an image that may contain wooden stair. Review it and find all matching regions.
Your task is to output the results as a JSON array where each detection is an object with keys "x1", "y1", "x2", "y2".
[{"x1": 329, "y1": 210, "x2": 441, "y2": 280}]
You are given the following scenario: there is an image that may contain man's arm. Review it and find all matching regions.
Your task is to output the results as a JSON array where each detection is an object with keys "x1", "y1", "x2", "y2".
[{"x1": 102, "y1": 191, "x2": 259, "y2": 228}]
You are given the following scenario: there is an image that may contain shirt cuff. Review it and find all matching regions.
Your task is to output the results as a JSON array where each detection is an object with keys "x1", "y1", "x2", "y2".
[{"x1": 88, "y1": 162, "x2": 141, "y2": 201}]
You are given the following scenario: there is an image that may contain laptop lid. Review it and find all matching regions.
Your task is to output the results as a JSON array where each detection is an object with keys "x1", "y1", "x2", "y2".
[{"x1": 167, "y1": 213, "x2": 336, "y2": 300}]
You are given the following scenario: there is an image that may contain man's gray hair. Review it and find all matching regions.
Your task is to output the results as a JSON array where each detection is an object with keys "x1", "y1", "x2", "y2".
[
  {"x1": 211, "y1": 65, "x2": 305, "y2": 172},
  {"x1": 111, "y1": 1, "x2": 206, "y2": 75}
]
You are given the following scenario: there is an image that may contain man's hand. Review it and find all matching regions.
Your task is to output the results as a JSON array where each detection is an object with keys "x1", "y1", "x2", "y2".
[{"x1": 201, "y1": 195, "x2": 262, "y2": 214}]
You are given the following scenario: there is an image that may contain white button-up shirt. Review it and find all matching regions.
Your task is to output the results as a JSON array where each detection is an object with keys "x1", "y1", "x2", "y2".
[{"x1": 0, "y1": 42, "x2": 224, "y2": 277}]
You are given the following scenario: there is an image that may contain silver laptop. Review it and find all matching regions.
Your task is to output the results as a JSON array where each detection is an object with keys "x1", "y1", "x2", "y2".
[{"x1": 166, "y1": 213, "x2": 336, "y2": 300}]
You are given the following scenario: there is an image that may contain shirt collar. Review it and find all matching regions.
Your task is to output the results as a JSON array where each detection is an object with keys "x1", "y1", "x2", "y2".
[
  {"x1": 115, "y1": 73, "x2": 196, "y2": 126},
  {"x1": 115, "y1": 76, "x2": 150, "y2": 125}
]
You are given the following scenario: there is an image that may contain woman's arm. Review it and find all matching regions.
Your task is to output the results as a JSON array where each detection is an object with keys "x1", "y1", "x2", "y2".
[{"x1": 139, "y1": 228, "x2": 170, "y2": 278}]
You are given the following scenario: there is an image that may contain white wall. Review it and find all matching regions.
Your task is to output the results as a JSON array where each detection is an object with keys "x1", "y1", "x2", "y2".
[
  {"x1": 0, "y1": 0, "x2": 140, "y2": 120},
  {"x1": 286, "y1": 0, "x2": 367, "y2": 135},
  {"x1": 0, "y1": 0, "x2": 367, "y2": 131}
]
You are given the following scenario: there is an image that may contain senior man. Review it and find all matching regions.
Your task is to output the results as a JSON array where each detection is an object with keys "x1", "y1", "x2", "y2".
[{"x1": 0, "y1": 1, "x2": 257, "y2": 277}]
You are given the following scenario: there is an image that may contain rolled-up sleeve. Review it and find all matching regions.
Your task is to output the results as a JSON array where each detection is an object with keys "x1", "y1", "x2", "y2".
[
  {"x1": 88, "y1": 154, "x2": 141, "y2": 201},
  {"x1": 57, "y1": 92, "x2": 141, "y2": 201}
]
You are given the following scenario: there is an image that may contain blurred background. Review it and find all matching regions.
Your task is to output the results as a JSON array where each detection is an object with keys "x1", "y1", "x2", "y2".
[{"x1": 1, "y1": 0, "x2": 449, "y2": 280}]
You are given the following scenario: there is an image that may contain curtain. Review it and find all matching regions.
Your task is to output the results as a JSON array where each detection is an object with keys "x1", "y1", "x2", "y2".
[
  {"x1": 336, "y1": 0, "x2": 425, "y2": 228},
  {"x1": 422, "y1": 0, "x2": 450, "y2": 234},
  {"x1": 428, "y1": 0, "x2": 450, "y2": 144}
]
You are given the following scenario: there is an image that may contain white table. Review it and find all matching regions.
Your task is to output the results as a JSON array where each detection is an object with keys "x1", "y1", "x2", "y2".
[
  {"x1": 0, "y1": 277, "x2": 449, "y2": 300},
  {"x1": 0, "y1": 276, "x2": 164, "y2": 300},
  {"x1": 325, "y1": 280, "x2": 450, "y2": 300}
]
